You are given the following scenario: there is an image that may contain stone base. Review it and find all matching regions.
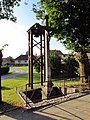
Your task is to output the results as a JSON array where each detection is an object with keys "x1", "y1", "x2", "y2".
[
  {"x1": 42, "y1": 85, "x2": 63, "y2": 99},
  {"x1": 61, "y1": 87, "x2": 67, "y2": 95},
  {"x1": 23, "y1": 88, "x2": 42, "y2": 103},
  {"x1": 47, "y1": 86, "x2": 63, "y2": 99}
]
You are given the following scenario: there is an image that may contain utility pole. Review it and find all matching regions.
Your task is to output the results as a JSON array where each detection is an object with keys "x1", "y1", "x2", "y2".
[{"x1": 0, "y1": 50, "x2": 2, "y2": 104}]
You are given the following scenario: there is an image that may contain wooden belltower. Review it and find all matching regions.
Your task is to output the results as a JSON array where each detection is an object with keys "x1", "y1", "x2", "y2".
[{"x1": 27, "y1": 17, "x2": 53, "y2": 97}]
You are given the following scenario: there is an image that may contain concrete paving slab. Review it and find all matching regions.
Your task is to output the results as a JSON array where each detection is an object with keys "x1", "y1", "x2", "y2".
[{"x1": 0, "y1": 93, "x2": 90, "y2": 120}]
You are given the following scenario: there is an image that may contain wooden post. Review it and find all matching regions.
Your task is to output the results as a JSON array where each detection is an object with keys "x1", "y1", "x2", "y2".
[
  {"x1": 44, "y1": 30, "x2": 52, "y2": 97},
  {"x1": 40, "y1": 35, "x2": 43, "y2": 85},
  {"x1": 42, "y1": 15, "x2": 53, "y2": 97},
  {"x1": 45, "y1": 30, "x2": 49, "y2": 82},
  {"x1": 28, "y1": 32, "x2": 30, "y2": 87},
  {"x1": 30, "y1": 30, "x2": 33, "y2": 89},
  {"x1": 43, "y1": 34, "x2": 46, "y2": 82}
]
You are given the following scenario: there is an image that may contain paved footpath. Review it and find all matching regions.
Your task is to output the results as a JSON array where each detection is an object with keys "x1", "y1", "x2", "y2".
[
  {"x1": 0, "y1": 93, "x2": 90, "y2": 120},
  {"x1": 1, "y1": 67, "x2": 28, "y2": 80}
]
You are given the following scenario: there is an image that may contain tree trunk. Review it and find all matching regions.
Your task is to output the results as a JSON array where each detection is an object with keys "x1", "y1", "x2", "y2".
[
  {"x1": 79, "y1": 62, "x2": 85, "y2": 83},
  {"x1": 79, "y1": 52, "x2": 89, "y2": 83}
]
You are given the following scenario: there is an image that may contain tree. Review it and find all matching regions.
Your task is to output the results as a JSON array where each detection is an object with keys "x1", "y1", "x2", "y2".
[
  {"x1": 64, "y1": 55, "x2": 79, "y2": 78},
  {"x1": 34, "y1": 50, "x2": 62, "y2": 78},
  {"x1": 6, "y1": 56, "x2": 14, "y2": 65},
  {"x1": 33, "y1": 0, "x2": 90, "y2": 83},
  {"x1": 0, "y1": 0, "x2": 21, "y2": 22},
  {"x1": 50, "y1": 50, "x2": 61, "y2": 78},
  {"x1": 33, "y1": 55, "x2": 41, "y2": 72}
]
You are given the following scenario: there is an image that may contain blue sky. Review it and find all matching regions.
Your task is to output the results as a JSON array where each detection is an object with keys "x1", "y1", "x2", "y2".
[{"x1": 0, "y1": 0, "x2": 69, "y2": 58}]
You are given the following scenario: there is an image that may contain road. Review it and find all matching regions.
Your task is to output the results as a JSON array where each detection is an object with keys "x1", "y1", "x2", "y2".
[{"x1": 1, "y1": 67, "x2": 28, "y2": 80}]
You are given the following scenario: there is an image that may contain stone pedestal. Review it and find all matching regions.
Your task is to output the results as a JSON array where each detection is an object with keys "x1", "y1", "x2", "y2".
[
  {"x1": 43, "y1": 81, "x2": 53, "y2": 98},
  {"x1": 61, "y1": 86, "x2": 67, "y2": 95},
  {"x1": 43, "y1": 84, "x2": 64, "y2": 99},
  {"x1": 23, "y1": 88, "x2": 42, "y2": 103}
]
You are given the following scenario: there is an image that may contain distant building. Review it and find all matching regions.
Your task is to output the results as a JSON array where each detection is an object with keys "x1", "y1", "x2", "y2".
[
  {"x1": 14, "y1": 50, "x2": 66, "y2": 66},
  {"x1": 2, "y1": 58, "x2": 8, "y2": 65},
  {"x1": 2, "y1": 56, "x2": 14, "y2": 65},
  {"x1": 14, "y1": 55, "x2": 28, "y2": 65},
  {"x1": 50, "y1": 50, "x2": 64, "y2": 58}
]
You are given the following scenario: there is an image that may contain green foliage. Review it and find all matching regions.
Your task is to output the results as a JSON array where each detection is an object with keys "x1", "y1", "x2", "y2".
[
  {"x1": 64, "y1": 55, "x2": 79, "y2": 78},
  {"x1": 33, "y1": 0, "x2": 90, "y2": 52},
  {"x1": 34, "y1": 51, "x2": 79, "y2": 78},
  {"x1": 33, "y1": 1, "x2": 45, "y2": 20},
  {"x1": 0, "y1": 44, "x2": 8, "y2": 51},
  {"x1": 33, "y1": 55, "x2": 40, "y2": 72},
  {"x1": 50, "y1": 50, "x2": 61, "y2": 78},
  {"x1": 1, "y1": 65, "x2": 9, "y2": 75},
  {"x1": 0, "y1": 0, "x2": 21, "y2": 22},
  {"x1": 34, "y1": 62, "x2": 40, "y2": 72},
  {"x1": 33, "y1": 0, "x2": 90, "y2": 81}
]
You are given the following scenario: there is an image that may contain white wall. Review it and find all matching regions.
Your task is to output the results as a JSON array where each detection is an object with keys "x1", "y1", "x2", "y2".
[{"x1": 15, "y1": 60, "x2": 28, "y2": 65}]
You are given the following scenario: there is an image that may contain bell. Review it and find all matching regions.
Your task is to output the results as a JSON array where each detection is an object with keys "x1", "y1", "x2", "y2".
[
  {"x1": 34, "y1": 33, "x2": 39, "y2": 37},
  {"x1": 34, "y1": 29, "x2": 39, "y2": 37}
]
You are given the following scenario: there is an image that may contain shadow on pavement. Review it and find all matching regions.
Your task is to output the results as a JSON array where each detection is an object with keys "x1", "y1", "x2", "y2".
[
  {"x1": 0, "y1": 107, "x2": 56, "y2": 120},
  {"x1": 0, "y1": 92, "x2": 90, "y2": 120}
]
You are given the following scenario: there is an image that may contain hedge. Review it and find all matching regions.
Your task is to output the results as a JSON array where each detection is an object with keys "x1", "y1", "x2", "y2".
[{"x1": 1, "y1": 66, "x2": 9, "y2": 75}]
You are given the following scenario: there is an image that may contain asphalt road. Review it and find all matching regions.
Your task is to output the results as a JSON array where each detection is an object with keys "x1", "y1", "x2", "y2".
[{"x1": 1, "y1": 67, "x2": 28, "y2": 80}]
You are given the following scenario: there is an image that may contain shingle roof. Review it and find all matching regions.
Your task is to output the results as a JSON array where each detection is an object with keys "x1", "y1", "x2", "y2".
[
  {"x1": 50, "y1": 50, "x2": 64, "y2": 55},
  {"x1": 15, "y1": 55, "x2": 28, "y2": 60}
]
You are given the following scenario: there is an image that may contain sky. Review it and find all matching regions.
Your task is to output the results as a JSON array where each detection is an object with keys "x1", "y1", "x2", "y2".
[{"x1": 0, "y1": 0, "x2": 69, "y2": 58}]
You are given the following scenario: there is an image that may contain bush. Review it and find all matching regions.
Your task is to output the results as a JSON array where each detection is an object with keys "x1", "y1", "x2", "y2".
[
  {"x1": 34, "y1": 62, "x2": 40, "y2": 72},
  {"x1": 1, "y1": 65, "x2": 9, "y2": 75}
]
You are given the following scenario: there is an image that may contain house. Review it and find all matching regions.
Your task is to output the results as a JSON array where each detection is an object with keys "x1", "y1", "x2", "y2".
[
  {"x1": 2, "y1": 58, "x2": 9, "y2": 65},
  {"x1": 14, "y1": 50, "x2": 65, "y2": 66},
  {"x1": 14, "y1": 55, "x2": 28, "y2": 65},
  {"x1": 50, "y1": 50, "x2": 64, "y2": 58},
  {"x1": 2, "y1": 56, "x2": 14, "y2": 65}
]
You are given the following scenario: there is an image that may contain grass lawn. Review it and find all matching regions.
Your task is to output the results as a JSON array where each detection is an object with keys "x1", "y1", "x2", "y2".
[
  {"x1": 0, "y1": 70, "x2": 80, "y2": 111},
  {"x1": 53, "y1": 78, "x2": 80, "y2": 87},
  {"x1": 8, "y1": 69, "x2": 15, "y2": 74},
  {"x1": 14, "y1": 66, "x2": 28, "y2": 71},
  {"x1": 0, "y1": 72, "x2": 41, "y2": 111},
  {"x1": 1, "y1": 74, "x2": 28, "y2": 109}
]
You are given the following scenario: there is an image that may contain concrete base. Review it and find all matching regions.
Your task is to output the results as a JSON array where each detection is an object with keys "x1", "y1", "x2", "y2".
[
  {"x1": 47, "y1": 86, "x2": 63, "y2": 99},
  {"x1": 23, "y1": 88, "x2": 42, "y2": 103},
  {"x1": 43, "y1": 81, "x2": 53, "y2": 98},
  {"x1": 61, "y1": 87, "x2": 67, "y2": 95},
  {"x1": 42, "y1": 84, "x2": 63, "y2": 99}
]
